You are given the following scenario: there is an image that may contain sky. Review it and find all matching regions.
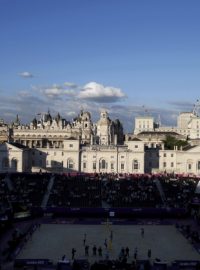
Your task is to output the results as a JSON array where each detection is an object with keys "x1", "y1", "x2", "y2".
[{"x1": 0, "y1": 0, "x2": 200, "y2": 131}]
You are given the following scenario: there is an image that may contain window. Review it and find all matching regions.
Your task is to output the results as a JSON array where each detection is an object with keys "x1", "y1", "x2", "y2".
[
  {"x1": 93, "y1": 155, "x2": 96, "y2": 158},
  {"x1": 101, "y1": 160, "x2": 106, "y2": 169},
  {"x1": 62, "y1": 152, "x2": 64, "y2": 156},
  {"x1": 111, "y1": 163, "x2": 114, "y2": 170},
  {"x1": 164, "y1": 153, "x2": 166, "y2": 157},
  {"x1": 171, "y1": 154, "x2": 173, "y2": 157},
  {"x1": 93, "y1": 162, "x2": 96, "y2": 170},
  {"x1": 133, "y1": 160, "x2": 139, "y2": 170},
  {"x1": 135, "y1": 145, "x2": 138, "y2": 148},
  {"x1": 11, "y1": 159, "x2": 17, "y2": 170},
  {"x1": 121, "y1": 163, "x2": 124, "y2": 170},
  {"x1": 67, "y1": 159, "x2": 74, "y2": 169},
  {"x1": 188, "y1": 164, "x2": 192, "y2": 170},
  {"x1": 46, "y1": 160, "x2": 49, "y2": 166},
  {"x1": 69, "y1": 144, "x2": 73, "y2": 148},
  {"x1": 198, "y1": 161, "x2": 200, "y2": 170},
  {"x1": 163, "y1": 162, "x2": 166, "y2": 168},
  {"x1": 171, "y1": 162, "x2": 174, "y2": 167},
  {"x1": 83, "y1": 162, "x2": 86, "y2": 169},
  {"x1": 121, "y1": 156, "x2": 124, "y2": 159}
]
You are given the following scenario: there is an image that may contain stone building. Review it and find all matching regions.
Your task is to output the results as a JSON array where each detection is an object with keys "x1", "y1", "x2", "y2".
[
  {"x1": 134, "y1": 101, "x2": 200, "y2": 140},
  {"x1": 0, "y1": 142, "x2": 31, "y2": 172},
  {"x1": 1, "y1": 104, "x2": 200, "y2": 175}
]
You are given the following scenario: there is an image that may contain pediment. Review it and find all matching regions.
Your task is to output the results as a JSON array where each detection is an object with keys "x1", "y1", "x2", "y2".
[{"x1": 0, "y1": 143, "x2": 23, "y2": 152}]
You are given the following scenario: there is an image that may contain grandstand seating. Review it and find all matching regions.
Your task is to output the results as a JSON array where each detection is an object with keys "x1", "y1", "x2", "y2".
[{"x1": 1, "y1": 173, "x2": 200, "y2": 270}]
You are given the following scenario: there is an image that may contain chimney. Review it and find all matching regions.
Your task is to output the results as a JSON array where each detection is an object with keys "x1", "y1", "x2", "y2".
[
  {"x1": 90, "y1": 134, "x2": 93, "y2": 145},
  {"x1": 114, "y1": 134, "x2": 117, "y2": 145}
]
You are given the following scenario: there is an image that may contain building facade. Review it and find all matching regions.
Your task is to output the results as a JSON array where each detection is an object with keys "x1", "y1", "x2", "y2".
[
  {"x1": 1, "y1": 105, "x2": 200, "y2": 175},
  {"x1": 134, "y1": 101, "x2": 200, "y2": 140},
  {"x1": 0, "y1": 142, "x2": 31, "y2": 172}
]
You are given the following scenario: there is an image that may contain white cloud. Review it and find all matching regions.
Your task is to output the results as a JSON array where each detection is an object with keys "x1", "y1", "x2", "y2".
[
  {"x1": 37, "y1": 81, "x2": 126, "y2": 103},
  {"x1": 41, "y1": 85, "x2": 75, "y2": 98},
  {"x1": 66, "y1": 111, "x2": 76, "y2": 116},
  {"x1": 0, "y1": 79, "x2": 187, "y2": 132},
  {"x1": 18, "y1": 71, "x2": 34, "y2": 78},
  {"x1": 19, "y1": 91, "x2": 32, "y2": 97},
  {"x1": 64, "y1": 82, "x2": 78, "y2": 88},
  {"x1": 43, "y1": 87, "x2": 62, "y2": 97},
  {"x1": 79, "y1": 82, "x2": 126, "y2": 103}
]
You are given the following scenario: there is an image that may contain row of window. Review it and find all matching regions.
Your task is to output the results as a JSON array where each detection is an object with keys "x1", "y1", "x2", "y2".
[
  {"x1": 33, "y1": 159, "x2": 140, "y2": 171},
  {"x1": 162, "y1": 161, "x2": 200, "y2": 170},
  {"x1": 83, "y1": 159, "x2": 140, "y2": 171},
  {"x1": 163, "y1": 162, "x2": 174, "y2": 168},
  {"x1": 163, "y1": 153, "x2": 174, "y2": 157},
  {"x1": 83, "y1": 155, "x2": 127, "y2": 159}
]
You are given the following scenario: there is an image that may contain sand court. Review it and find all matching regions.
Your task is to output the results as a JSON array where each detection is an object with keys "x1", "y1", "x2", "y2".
[{"x1": 17, "y1": 223, "x2": 200, "y2": 264}]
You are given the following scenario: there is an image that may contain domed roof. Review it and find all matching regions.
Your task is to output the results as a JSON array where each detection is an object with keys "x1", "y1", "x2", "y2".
[{"x1": 97, "y1": 111, "x2": 111, "y2": 126}]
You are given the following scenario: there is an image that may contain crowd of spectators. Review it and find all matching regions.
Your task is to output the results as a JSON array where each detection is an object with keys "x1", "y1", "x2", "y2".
[
  {"x1": 101, "y1": 175, "x2": 162, "y2": 208},
  {"x1": 0, "y1": 173, "x2": 10, "y2": 213},
  {"x1": 0, "y1": 172, "x2": 199, "y2": 214},
  {"x1": 48, "y1": 174, "x2": 101, "y2": 207},
  {"x1": 9, "y1": 173, "x2": 50, "y2": 209},
  {"x1": 157, "y1": 175, "x2": 199, "y2": 208},
  {"x1": 47, "y1": 173, "x2": 200, "y2": 210}
]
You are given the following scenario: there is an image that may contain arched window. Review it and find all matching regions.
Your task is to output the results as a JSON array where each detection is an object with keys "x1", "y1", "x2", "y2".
[
  {"x1": 102, "y1": 159, "x2": 106, "y2": 169},
  {"x1": 2, "y1": 157, "x2": 9, "y2": 169},
  {"x1": 99, "y1": 159, "x2": 107, "y2": 170},
  {"x1": 11, "y1": 159, "x2": 18, "y2": 170},
  {"x1": 102, "y1": 160, "x2": 106, "y2": 169},
  {"x1": 67, "y1": 159, "x2": 74, "y2": 170}
]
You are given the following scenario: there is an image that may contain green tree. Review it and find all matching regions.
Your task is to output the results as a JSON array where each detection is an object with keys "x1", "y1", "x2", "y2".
[{"x1": 163, "y1": 135, "x2": 189, "y2": 150}]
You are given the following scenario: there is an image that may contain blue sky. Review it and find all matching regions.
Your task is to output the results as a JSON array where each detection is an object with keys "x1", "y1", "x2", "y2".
[{"x1": 0, "y1": 0, "x2": 200, "y2": 131}]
